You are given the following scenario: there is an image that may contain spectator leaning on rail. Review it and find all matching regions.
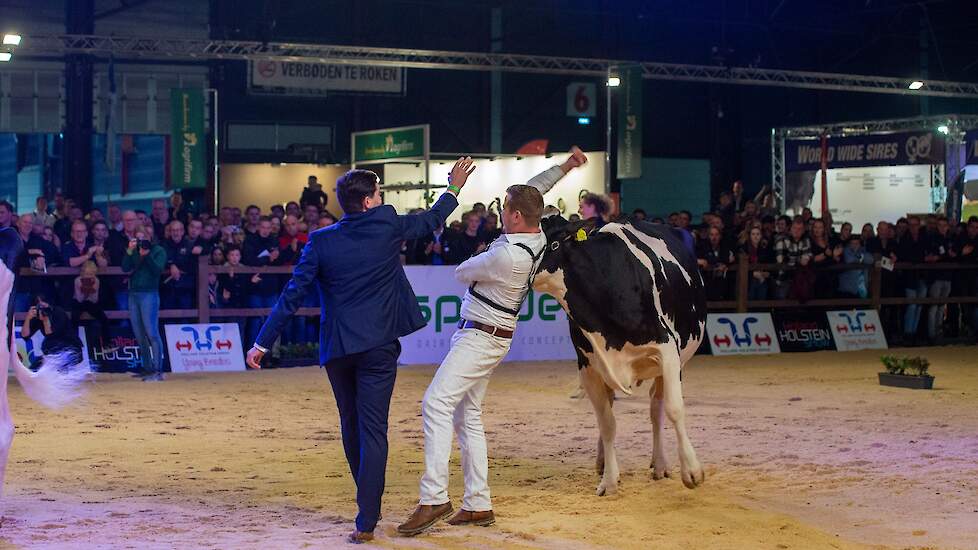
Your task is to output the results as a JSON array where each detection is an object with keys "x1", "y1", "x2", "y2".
[
  {"x1": 161, "y1": 220, "x2": 196, "y2": 312},
  {"x1": 924, "y1": 216, "x2": 954, "y2": 344},
  {"x1": 896, "y1": 215, "x2": 928, "y2": 346},
  {"x1": 122, "y1": 225, "x2": 167, "y2": 381},
  {"x1": 837, "y1": 235, "x2": 875, "y2": 299}
]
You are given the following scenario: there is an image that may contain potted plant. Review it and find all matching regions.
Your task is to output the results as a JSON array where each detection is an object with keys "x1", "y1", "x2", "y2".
[
  {"x1": 273, "y1": 342, "x2": 320, "y2": 368},
  {"x1": 878, "y1": 355, "x2": 934, "y2": 390}
]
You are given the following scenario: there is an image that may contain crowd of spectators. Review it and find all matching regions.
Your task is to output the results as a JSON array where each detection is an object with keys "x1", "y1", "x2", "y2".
[{"x1": 1, "y1": 175, "x2": 976, "y2": 354}]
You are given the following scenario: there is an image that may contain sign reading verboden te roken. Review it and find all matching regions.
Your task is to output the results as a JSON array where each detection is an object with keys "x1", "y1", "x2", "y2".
[
  {"x1": 616, "y1": 66, "x2": 642, "y2": 179},
  {"x1": 353, "y1": 125, "x2": 427, "y2": 163},
  {"x1": 164, "y1": 323, "x2": 246, "y2": 373},
  {"x1": 170, "y1": 88, "x2": 206, "y2": 189},
  {"x1": 826, "y1": 310, "x2": 888, "y2": 351},
  {"x1": 399, "y1": 266, "x2": 576, "y2": 365},
  {"x1": 250, "y1": 59, "x2": 404, "y2": 95},
  {"x1": 706, "y1": 313, "x2": 780, "y2": 355},
  {"x1": 773, "y1": 311, "x2": 835, "y2": 353}
]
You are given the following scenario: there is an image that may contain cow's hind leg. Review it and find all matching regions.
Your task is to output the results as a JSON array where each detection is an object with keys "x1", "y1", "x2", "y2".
[
  {"x1": 581, "y1": 366, "x2": 618, "y2": 496},
  {"x1": 661, "y1": 349, "x2": 704, "y2": 489},
  {"x1": 0, "y1": 328, "x2": 13, "y2": 494},
  {"x1": 649, "y1": 376, "x2": 671, "y2": 480}
]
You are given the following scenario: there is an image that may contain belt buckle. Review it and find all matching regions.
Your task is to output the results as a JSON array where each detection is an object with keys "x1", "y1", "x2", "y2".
[{"x1": 488, "y1": 325, "x2": 498, "y2": 336}]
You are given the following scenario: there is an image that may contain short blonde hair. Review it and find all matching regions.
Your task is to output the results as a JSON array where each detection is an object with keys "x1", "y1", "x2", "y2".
[{"x1": 505, "y1": 184, "x2": 544, "y2": 226}]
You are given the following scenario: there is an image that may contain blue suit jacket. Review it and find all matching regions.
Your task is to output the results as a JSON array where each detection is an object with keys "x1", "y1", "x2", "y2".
[{"x1": 255, "y1": 193, "x2": 459, "y2": 364}]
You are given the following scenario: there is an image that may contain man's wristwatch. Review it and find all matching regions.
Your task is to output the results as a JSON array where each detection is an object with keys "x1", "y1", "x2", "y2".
[{"x1": 253, "y1": 344, "x2": 269, "y2": 354}]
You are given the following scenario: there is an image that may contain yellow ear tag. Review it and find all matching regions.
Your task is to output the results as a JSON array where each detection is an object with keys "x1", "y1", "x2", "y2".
[{"x1": 575, "y1": 228, "x2": 588, "y2": 242}]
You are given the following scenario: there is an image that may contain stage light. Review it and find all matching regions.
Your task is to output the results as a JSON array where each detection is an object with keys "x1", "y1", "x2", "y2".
[
  {"x1": 0, "y1": 53, "x2": 11, "y2": 62},
  {"x1": 577, "y1": 117, "x2": 591, "y2": 125},
  {"x1": 607, "y1": 76, "x2": 621, "y2": 87},
  {"x1": 908, "y1": 81, "x2": 924, "y2": 90},
  {"x1": 2, "y1": 34, "x2": 20, "y2": 46},
  {"x1": 937, "y1": 125, "x2": 949, "y2": 135}
]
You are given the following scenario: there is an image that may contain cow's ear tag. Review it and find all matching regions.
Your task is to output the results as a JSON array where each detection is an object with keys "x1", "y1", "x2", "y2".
[{"x1": 575, "y1": 228, "x2": 588, "y2": 242}]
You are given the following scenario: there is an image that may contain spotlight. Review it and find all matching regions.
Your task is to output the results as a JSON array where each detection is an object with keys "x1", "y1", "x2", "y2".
[
  {"x1": 607, "y1": 77, "x2": 621, "y2": 87},
  {"x1": 908, "y1": 81, "x2": 924, "y2": 90},
  {"x1": 0, "y1": 52, "x2": 11, "y2": 62},
  {"x1": 2, "y1": 34, "x2": 21, "y2": 46},
  {"x1": 937, "y1": 125, "x2": 949, "y2": 135}
]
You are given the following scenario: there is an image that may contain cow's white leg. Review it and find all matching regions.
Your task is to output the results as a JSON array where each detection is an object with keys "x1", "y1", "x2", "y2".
[
  {"x1": 581, "y1": 365, "x2": 618, "y2": 496},
  {"x1": 649, "y1": 375, "x2": 671, "y2": 480},
  {"x1": 1, "y1": 322, "x2": 13, "y2": 495},
  {"x1": 661, "y1": 350, "x2": 704, "y2": 489}
]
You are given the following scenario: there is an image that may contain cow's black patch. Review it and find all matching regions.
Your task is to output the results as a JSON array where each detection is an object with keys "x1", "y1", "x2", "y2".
[{"x1": 568, "y1": 318, "x2": 592, "y2": 369}]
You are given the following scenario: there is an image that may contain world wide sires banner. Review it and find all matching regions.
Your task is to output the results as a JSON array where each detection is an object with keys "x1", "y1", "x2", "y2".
[{"x1": 400, "y1": 266, "x2": 577, "y2": 365}]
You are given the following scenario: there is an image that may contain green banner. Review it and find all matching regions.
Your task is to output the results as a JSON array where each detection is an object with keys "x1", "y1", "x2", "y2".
[
  {"x1": 170, "y1": 88, "x2": 206, "y2": 189},
  {"x1": 353, "y1": 126, "x2": 425, "y2": 162},
  {"x1": 616, "y1": 66, "x2": 643, "y2": 179}
]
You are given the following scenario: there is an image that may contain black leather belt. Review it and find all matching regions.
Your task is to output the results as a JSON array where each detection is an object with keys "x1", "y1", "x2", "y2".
[{"x1": 458, "y1": 319, "x2": 514, "y2": 339}]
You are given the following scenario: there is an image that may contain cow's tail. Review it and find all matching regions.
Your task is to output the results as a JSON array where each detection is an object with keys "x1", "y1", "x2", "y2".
[{"x1": 9, "y1": 344, "x2": 89, "y2": 409}]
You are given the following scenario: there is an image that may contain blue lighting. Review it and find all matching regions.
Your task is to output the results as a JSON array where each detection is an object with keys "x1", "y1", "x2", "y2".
[{"x1": 577, "y1": 117, "x2": 591, "y2": 125}]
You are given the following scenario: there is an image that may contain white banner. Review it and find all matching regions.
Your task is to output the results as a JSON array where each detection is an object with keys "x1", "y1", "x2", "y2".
[
  {"x1": 706, "y1": 313, "x2": 780, "y2": 355},
  {"x1": 400, "y1": 266, "x2": 577, "y2": 365},
  {"x1": 810, "y1": 165, "x2": 932, "y2": 228},
  {"x1": 164, "y1": 323, "x2": 246, "y2": 373},
  {"x1": 14, "y1": 324, "x2": 91, "y2": 371},
  {"x1": 826, "y1": 310, "x2": 888, "y2": 351},
  {"x1": 250, "y1": 59, "x2": 404, "y2": 95}
]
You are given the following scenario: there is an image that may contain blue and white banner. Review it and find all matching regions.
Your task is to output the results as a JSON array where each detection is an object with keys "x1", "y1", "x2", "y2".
[
  {"x1": 826, "y1": 310, "x2": 888, "y2": 351},
  {"x1": 785, "y1": 131, "x2": 945, "y2": 171},
  {"x1": 400, "y1": 266, "x2": 576, "y2": 365},
  {"x1": 706, "y1": 313, "x2": 780, "y2": 355},
  {"x1": 966, "y1": 129, "x2": 978, "y2": 165},
  {"x1": 164, "y1": 323, "x2": 246, "y2": 373},
  {"x1": 14, "y1": 324, "x2": 91, "y2": 371}
]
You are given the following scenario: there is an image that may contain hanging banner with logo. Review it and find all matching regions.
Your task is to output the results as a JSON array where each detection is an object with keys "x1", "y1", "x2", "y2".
[
  {"x1": 14, "y1": 324, "x2": 91, "y2": 372},
  {"x1": 400, "y1": 266, "x2": 576, "y2": 365},
  {"x1": 706, "y1": 313, "x2": 780, "y2": 355},
  {"x1": 616, "y1": 66, "x2": 643, "y2": 179},
  {"x1": 164, "y1": 323, "x2": 246, "y2": 373},
  {"x1": 85, "y1": 325, "x2": 149, "y2": 373},
  {"x1": 170, "y1": 88, "x2": 206, "y2": 189},
  {"x1": 773, "y1": 311, "x2": 835, "y2": 353},
  {"x1": 966, "y1": 129, "x2": 978, "y2": 165},
  {"x1": 250, "y1": 59, "x2": 405, "y2": 96},
  {"x1": 352, "y1": 124, "x2": 427, "y2": 163},
  {"x1": 785, "y1": 131, "x2": 945, "y2": 172},
  {"x1": 566, "y1": 82, "x2": 596, "y2": 117},
  {"x1": 826, "y1": 310, "x2": 888, "y2": 351}
]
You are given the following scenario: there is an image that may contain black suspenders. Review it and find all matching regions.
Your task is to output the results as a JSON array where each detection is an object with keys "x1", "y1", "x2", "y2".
[{"x1": 467, "y1": 242, "x2": 544, "y2": 317}]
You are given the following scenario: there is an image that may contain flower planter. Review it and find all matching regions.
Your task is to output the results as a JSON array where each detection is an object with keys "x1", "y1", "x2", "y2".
[
  {"x1": 878, "y1": 372, "x2": 934, "y2": 390},
  {"x1": 274, "y1": 357, "x2": 318, "y2": 368}
]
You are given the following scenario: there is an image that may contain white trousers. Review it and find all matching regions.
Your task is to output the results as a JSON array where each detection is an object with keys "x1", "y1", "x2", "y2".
[{"x1": 418, "y1": 328, "x2": 511, "y2": 511}]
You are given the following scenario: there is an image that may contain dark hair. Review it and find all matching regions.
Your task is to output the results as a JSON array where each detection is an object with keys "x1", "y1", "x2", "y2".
[
  {"x1": 245, "y1": 205, "x2": 260, "y2": 214},
  {"x1": 258, "y1": 216, "x2": 272, "y2": 223},
  {"x1": 777, "y1": 215, "x2": 791, "y2": 225},
  {"x1": 969, "y1": 216, "x2": 978, "y2": 224},
  {"x1": 336, "y1": 169, "x2": 380, "y2": 214},
  {"x1": 632, "y1": 208, "x2": 647, "y2": 216},
  {"x1": 580, "y1": 192, "x2": 611, "y2": 219},
  {"x1": 135, "y1": 209, "x2": 147, "y2": 216},
  {"x1": 286, "y1": 201, "x2": 300, "y2": 209},
  {"x1": 505, "y1": 184, "x2": 544, "y2": 226},
  {"x1": 0, "y1": 199, "x2": 13, "y2": 212}
]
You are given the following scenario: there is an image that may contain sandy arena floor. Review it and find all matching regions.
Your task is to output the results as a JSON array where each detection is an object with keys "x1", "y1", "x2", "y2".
[{"x1": 2, "y1": 346, "x2": 977, "y2": 549}]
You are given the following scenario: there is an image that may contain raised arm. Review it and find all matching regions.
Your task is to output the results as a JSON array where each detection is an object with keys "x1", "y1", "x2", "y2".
[
  {"x1": 397, "y1": 157, "x2": 474, "y2": 240},
  {"x1": 526, "y1": 146, "x2": 588, "y2": 195}
]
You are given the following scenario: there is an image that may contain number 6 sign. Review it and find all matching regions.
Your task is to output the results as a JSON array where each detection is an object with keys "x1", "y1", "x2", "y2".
[{"x1": 566, "y1": 82, "x2": 596, "y2": 117}]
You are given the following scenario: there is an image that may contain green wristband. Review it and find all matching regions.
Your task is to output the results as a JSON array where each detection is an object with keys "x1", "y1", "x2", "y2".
[{"x1": 447, "y1": 184, "x2": 461, "y2": 195}]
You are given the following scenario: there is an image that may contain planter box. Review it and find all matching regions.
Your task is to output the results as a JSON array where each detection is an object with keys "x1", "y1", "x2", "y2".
[
  {"x1": 273, "y1": 357, "x2": 319, "y2": 369},
  {"x1": 878, "y1": 372, "x2": 934, "y2": 390}
]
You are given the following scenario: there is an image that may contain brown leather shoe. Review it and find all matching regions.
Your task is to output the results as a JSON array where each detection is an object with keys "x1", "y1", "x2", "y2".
[
  {"x1": 396, "y1": 502, "x2": 453, "y2": 536},
  {"x1": 447, "y1": 509, "x2": 495, "y2": 527},
  {"x1": 347, "y1": 530, "x2": 374, "y2": 544}
]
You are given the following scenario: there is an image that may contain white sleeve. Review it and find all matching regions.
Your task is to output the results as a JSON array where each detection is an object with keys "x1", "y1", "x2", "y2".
[
  {"x1": 454, "y1": 246, "x2": 514, "y2": 286},
  {"x1": 526, "y1": 165, "x2": 566, "y2": 195}
]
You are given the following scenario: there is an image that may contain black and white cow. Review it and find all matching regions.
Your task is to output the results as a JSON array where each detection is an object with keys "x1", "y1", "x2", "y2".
[{"x1": 534, "y1": 217, "x2": 707, "y2": 495}]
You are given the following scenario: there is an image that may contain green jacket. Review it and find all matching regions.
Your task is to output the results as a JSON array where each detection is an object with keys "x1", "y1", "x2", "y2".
[{"x1": 122, "y1": 245, "x2": 167, "y2": 292}]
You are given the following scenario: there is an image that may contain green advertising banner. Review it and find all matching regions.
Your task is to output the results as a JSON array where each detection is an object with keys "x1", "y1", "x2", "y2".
[
  {"x1": 170, "y1": 88, "x2": 206, "y2": 189},
  {"x1": 616, "y1": 66, "x2": 643, "y2": 179},
  {"x1": 353, "y1": 125, "x2": 426, "y2": 162}
]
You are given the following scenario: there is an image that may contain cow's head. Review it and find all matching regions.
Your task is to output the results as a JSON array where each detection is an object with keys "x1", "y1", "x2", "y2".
[{"x1": 534, "y1": 215, "x2": 602, "y2": 298}]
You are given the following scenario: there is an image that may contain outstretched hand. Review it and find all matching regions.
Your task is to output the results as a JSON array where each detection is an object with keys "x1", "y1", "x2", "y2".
[
  {"x1": 562, "y1": 146, "x2": 588, "y2": 171},
  {"x1": 448, "y1": 157, "x2": 476, "y2": 191}
]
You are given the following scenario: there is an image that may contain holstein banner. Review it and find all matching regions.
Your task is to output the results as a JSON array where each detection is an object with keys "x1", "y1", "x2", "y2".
[
  {"x1": 773, "y1": 311, "x2": 835, "y2": 353},
  {"x1": 164, "y1": 323, "x2": 246, "y2": 373},
  {"x1": 785, "y1": 131, "x2": 945, "y2": 172},
  {"x1": 706, "y1": 313, "x2": 780, "y2": 355},
  {"x1": 170, "y1": 88, "x2": 206, "y2": 189},
  {"x1": 400, "y1": 266, "x2": 576, "y2": 365},
  {"x1": 616, "y1": 65, "x2": 643, "y2": 179},
  {"x1": 353, "y1": 125, "x2": 427, "y2": 163},
  {"x1": 86, "y1": 325, "x2": 149, "y2": 373},
  {"x1": 826, "y1": 310, "x2": 888, "y2": 351},
  {"x1": 250, "y1": 59, "x2": 404, "y2": 96}
]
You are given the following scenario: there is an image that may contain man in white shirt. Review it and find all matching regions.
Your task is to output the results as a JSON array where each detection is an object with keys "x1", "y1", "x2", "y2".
[{"x1": 398, "y1": 147, "x2": 587, "y2": 536}]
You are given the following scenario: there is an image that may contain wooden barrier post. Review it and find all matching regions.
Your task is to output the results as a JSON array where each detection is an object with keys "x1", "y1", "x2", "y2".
[
  {"x1": 736, "y1": 253, "x2": 749, "y2": 313},
  {"x1": 870, "y1": 261, "x2": 882, "y2": 311},
  {"x1": 198, "y1": 255, "x2": 210, "y2": 323}
]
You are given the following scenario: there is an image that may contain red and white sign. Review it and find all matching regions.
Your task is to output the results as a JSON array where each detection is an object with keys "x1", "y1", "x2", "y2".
[
  {"x1": 250, "y1": 59, "x2": 404, "y2": 96},
  {"x1": 826, "y1": 310, "x2": 888, "y2": 351},
  {"x1": 566, "y1": 82, "x2": 596, "y2": 117},
  {"x1": 164, "y1": 323, "x2": 245, "y2": 373},
  {"x1": 706, "y1": 313, "x2": 780, "y2": 355}
]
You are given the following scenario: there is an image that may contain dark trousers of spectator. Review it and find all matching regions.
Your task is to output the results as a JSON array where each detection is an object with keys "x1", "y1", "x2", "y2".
[
  {"x1": 325, "y1": 340, "x2": 399, "y2": 533},
  {"x1": 246, "y1": 294, "x2": 278, "y2": 348},
  {"x1": 748, "y1": 277, "x2": 769, "y2": 301},
  {"x1": 71, "y1": 300, "x2": 111, "y2": 344},
  {"x1": 903, "y1": 280, "x2": 928, "y2": 340},
  {"x1": 926, "y1": 279, "x2": 951, "y2": 341},
  {"x1": 129, "y1": 291, "x2": 164, "y2": 375}
]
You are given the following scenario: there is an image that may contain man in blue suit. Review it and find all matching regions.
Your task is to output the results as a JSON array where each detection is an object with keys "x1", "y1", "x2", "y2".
[{"x1": 246, "y1": 158, "x2": 476, "y2": 543}]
